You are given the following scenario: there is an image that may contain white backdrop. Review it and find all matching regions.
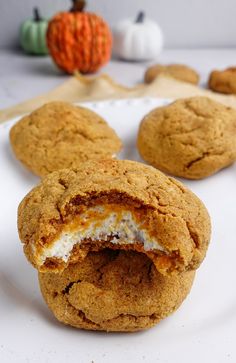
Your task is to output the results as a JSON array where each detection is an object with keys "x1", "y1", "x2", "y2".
[{"x1": 0, "y1": 0, "x2": 235, "y2": 48}]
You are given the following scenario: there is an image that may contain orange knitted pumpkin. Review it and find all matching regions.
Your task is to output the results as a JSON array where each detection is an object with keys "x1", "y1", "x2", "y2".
[{"x1": 47, "y1": 0, "x2": 112, "y2": 74}]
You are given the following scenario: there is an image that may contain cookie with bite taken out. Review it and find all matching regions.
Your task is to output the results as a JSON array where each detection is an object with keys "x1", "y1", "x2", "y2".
[{"x1": 18, "y1": 159, "x2": 211, "y2": 331}]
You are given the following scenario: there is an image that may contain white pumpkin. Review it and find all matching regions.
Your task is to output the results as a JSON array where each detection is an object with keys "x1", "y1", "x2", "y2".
[{"x1": 113, "y1": 12, "x2": 163, "y2": 61}]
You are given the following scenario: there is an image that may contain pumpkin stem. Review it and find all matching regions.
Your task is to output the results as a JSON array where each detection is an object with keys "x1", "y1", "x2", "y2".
[
  {"x1": 70, "y1": 0, "x2": 86, "y2": 12},
  {"x1": 135, "y1": 11, "x2": 145, "y2": 23},
  {"x1": 33, "y1": 7, "x2": 42, "y2": 22}
]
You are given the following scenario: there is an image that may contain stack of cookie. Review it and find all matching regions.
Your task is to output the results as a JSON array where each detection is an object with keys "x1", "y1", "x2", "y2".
[
  {"x1": 9, "y1": 98, "x2": 222, "y2": 332},
  {"x1": 17, "y1": 159, "x2": 210, "y2": 331}
]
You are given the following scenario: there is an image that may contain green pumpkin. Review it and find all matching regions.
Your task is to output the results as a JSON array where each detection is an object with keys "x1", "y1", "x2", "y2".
[{"x1": 20, "y1": 8, "x2": 48, "y2": 55}]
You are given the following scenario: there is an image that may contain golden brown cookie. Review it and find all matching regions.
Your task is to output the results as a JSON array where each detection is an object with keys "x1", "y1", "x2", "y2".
[
  {"x1": 208, "y1": 67, "x2": 236, "y2": 94},
  {"x1": 144, "y1": 64, "x2": 199, "y2": 84},
  {"x1": 18, "y1": 159, "x2": 211, "y2": 275},
  {"x1": 39, "y1": 249, "x2": 195, "y2": 332},
  {"x1": 10, "y1": 101, "x2": 122, "y2": 177},
  {"x1": 137, "y1": 97, "x2": 236, "y2": 179}
]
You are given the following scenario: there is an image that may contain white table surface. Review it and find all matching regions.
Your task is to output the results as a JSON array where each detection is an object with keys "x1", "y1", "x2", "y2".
[{"x1": 1, "y1": 48, "x2": 236, "y2": 108}]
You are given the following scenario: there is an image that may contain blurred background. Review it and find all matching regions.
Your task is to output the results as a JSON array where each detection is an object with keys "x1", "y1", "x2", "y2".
[
  {"x1": 1, "y1": 0, "x2": 236, "y2": 109},
  {"x1": 0, "y1": 0, "x2": 236, "y2": 49}
]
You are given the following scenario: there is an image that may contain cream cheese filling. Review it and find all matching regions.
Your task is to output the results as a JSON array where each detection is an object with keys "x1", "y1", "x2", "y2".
[{"x1": 38, "y1": 205, "x2": 166, "y2": 266}]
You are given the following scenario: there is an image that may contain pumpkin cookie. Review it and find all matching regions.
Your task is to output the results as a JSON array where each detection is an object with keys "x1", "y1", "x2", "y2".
[
  {"x1": 18, "y1": 159, "x2": 211, "y2": 275},
  {"x1": 137, "y1": 97, "x2": 236, "y2": 179},
  {"x1": 208, "y1": 67, "x2": 236, "y2": 94},
  {"x1": 10, "y1": 101, "x2": 122, "y2": 177},
  {"x1": 144, "y1": 63, "x2": 199, "y2": 84},
  {"x1": 39, "y1": 249, "x2": 195, "y2": 332}
]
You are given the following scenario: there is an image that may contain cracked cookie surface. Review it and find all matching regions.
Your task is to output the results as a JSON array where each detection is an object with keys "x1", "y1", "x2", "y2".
[
  {"x1": 208, "y1": 67, "x2": 236, "y2": 94},
  {"x1": 39, "y1": 249, "x2": 195, "y2": 332},
  {"x1": 137, "y1": 97, "x2": 236, "y2": 179},
  {"x1": 18, "y1": 159, "x2": 211, "y2": 275},
  {"x1": 144, "y1": 64, "x2": 199, "y2": 84},
  {"x1": 9, "y1": 101, "x2": 122, "y2": 177}
]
